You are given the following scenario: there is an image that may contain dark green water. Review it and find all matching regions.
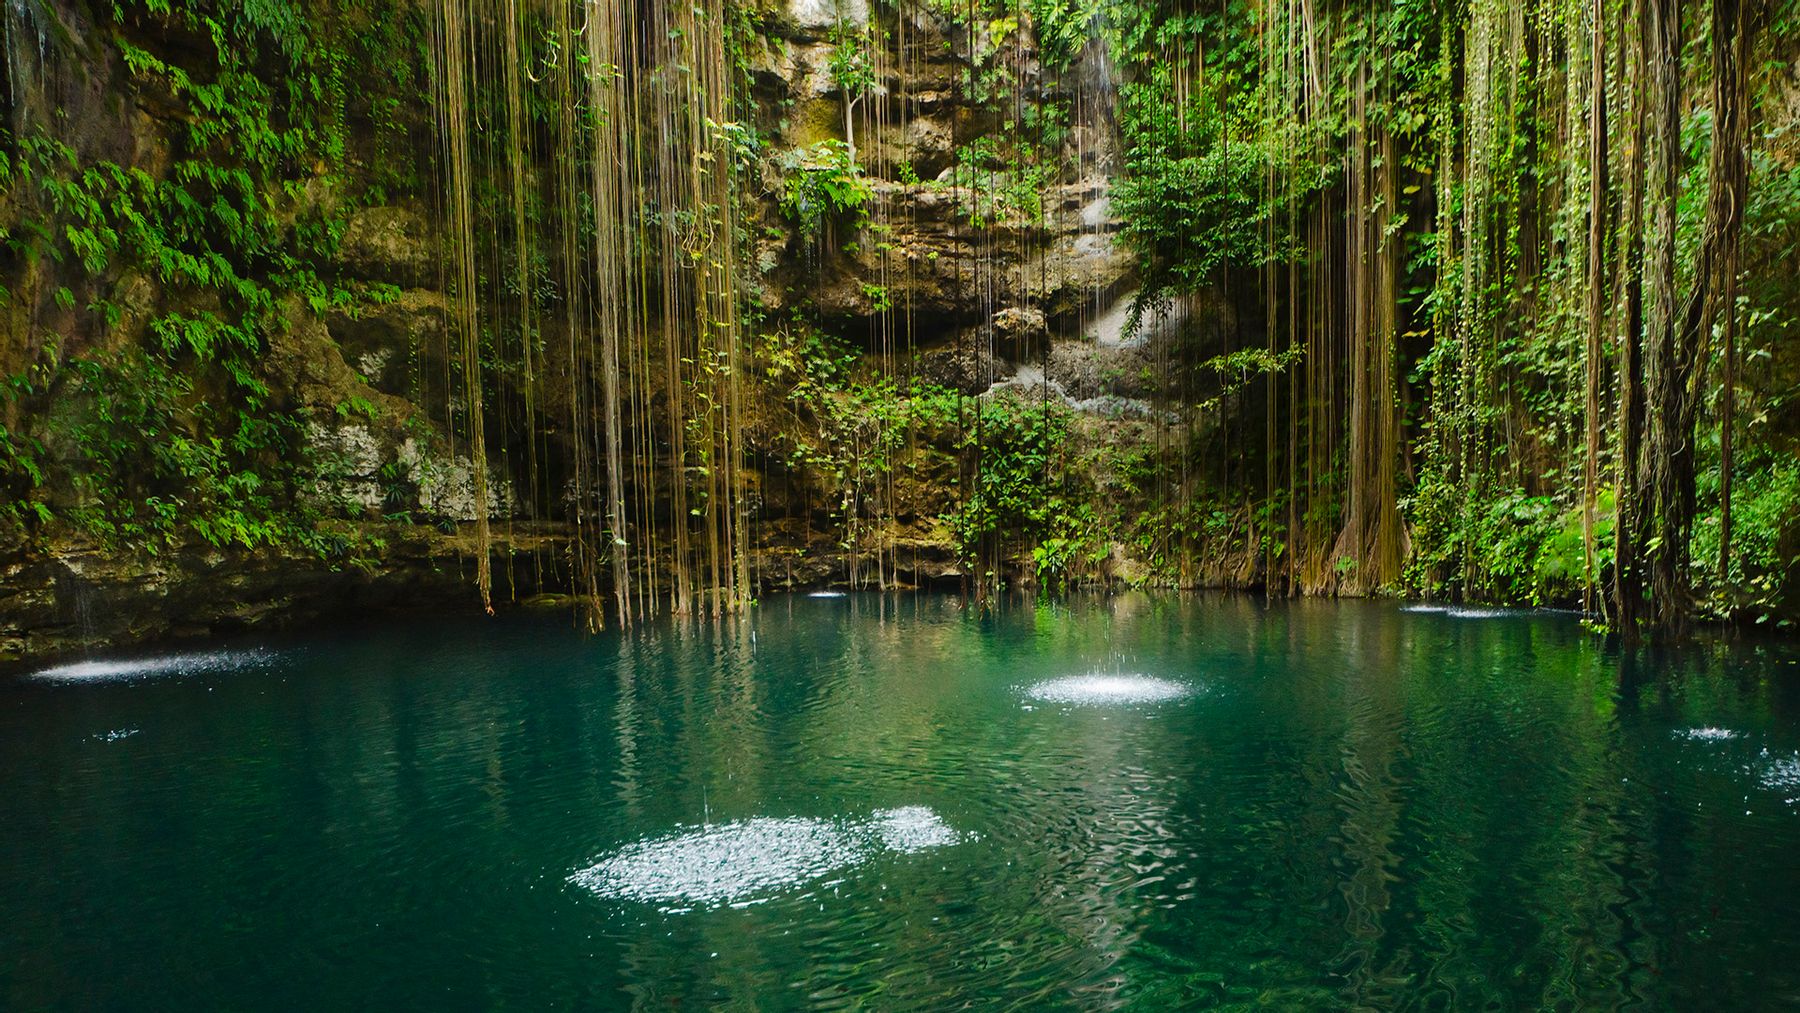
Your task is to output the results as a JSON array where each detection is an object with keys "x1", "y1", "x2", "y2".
[{"x1": 4, "y1": 594, "x2": 1800, "y2": 1010}]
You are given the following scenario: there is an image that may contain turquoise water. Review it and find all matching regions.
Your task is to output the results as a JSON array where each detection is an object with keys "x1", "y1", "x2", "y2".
[{"x1": 3, "y1": 594, "x2": 1800, "y2": 1009}]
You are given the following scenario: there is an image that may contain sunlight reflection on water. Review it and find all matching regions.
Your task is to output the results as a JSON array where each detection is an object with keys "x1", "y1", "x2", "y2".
[
  {"x1": 1674, "y1": 727, "x2": 1741, "y2": 742},
  {"x1": 569, "y1": 807, "x2": 962, "y2": 912},
  {"x1": 1754, "y1": 750, "x2": 1800, "y2": 803},
  {"x1": 1024, "y1": 674, "x2": 1193, "y2": 705},
  {"x1": 27, "y1": 649, "x2": 276, "y2": 684}
]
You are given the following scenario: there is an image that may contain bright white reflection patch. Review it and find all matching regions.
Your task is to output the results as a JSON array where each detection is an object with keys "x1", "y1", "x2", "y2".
[
  {"x1": 1400, "y1": 604, "x2": 1452, "y2": 613},
  {"x1": 1675, "y1": 727, "x2": 1741, "y2": 742},
  {"x1": 1445, "y1": 607, "x2": 1517, "y2": 619},
  {"x1": 871, "y1": 806, "x2": 960, "y2": 853},
  {"x1": 91, "y1": 728, "x2": 140, "y2": 742},
  {"x1": 806, "y1": 590, "x2": 848, "y2": 599},
  {"x1": 28, "y1": 649, "x2": 275, "y2": 684},
  {"x1": 1755, "y1": 749, "x2": 1800, "y2": 801},
  {"x1": 1024, "y1": 673, "x2": 1192, "y2": 705},
  {"x1": 569, "y1": 807, "x2": 962, "y2": 911}
]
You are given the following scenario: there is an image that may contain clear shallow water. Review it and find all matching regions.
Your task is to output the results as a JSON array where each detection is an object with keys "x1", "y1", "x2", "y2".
[{"x1": 4, "y1": 594, "x2": 1800, "y2": 1009}]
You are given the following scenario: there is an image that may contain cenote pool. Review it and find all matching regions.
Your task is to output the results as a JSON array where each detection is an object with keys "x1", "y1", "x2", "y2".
[{"x1": 4, "y1": 594, "x2": 1800, "y2": 1009}]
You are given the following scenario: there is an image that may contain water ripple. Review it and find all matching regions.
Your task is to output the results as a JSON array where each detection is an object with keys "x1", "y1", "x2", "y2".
[{"x1": 4, "y1": 595, "x2": 1796, "y2": 1009}]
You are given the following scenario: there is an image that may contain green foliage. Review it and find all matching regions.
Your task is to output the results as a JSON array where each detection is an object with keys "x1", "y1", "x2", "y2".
[
  {"x1": 1694, "y1": 450, "x2": 1800, "y2": 627},
  {"x1": 59, "y1": 353, "x2": 302, "y2": 551},
  {"x1": 1404, "y1": 484, "x2": 1614, "y2": 608},
  {"x1": 941, "y1": 134, "x2": 1061, "y2": 226},
  {"x1": 1113, "y1": 144, "x2": 1280, "y2": 333},
  {"x1": 904, "y1": 0, "x2": 1075, "y2": 228},
  {"x1": 1191, "y1": 345, "x2": 1304, "y2": 414},
  {"x1": 948, "y1": 397, "x2": 1102, "y2": 588},
  {"x1": 2, "y1": 0, "x2": 420, "y2": 558},
  {"x1": 0, "y1": 0, "x2": 1788, "y2": 628},
  {"x1": 0, "y1": 375, "x2": 51, "y2": 538},
  {"x1": 1025, "y1": 0, "x2": 1102, "y2": 70},
  {"x1": 1029, "y1": 498, "x2": 1105, "y2": 591},
  {"x1": 1477, "y1": 495, "x2": 1598, "y2": 607},
  {"x1": 1676, "y1": 127, "x2": 1800, "y2": 624},
  {"x1": 761, "y1": 324, "x2": 894, "y2": 489},
  {"x1": 777, "y1": 141, "x2": 872, "y2": 238},
  {"x1": 757, "y1": 322, "x2": 1108, "y2": 590},
  {"x1": 827, "y1": 22, "x2": 875, "y2": 99},
  {"x1": 949, "y1": 397, "x2": 1065, "y2": 556}
]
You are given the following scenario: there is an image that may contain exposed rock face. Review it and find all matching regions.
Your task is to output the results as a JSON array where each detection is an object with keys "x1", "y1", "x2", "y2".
[
  {"x1": 265, "y1": 299, "x2": 517, "y2": 523},
  {"x1": 777, "y1": 0, "x2": 870, "y2": 39},
  {"x1": 896, "y1": 115, "x2": 956, "y2": 179},
  {"x1": 337, "y1": 206, "x2": 437, "y2": 288},
  {"x1": 745, "y1": 0, "x2": 1135, "y2": 334},
  {"x1": 916, "y1": 341, "x2": 1008, "y2": 395},
  {"x1": 324, "y1": 290, "x2": 448, "y2": 397},
  {"x1": 0, "y1": 527, "x2": 569, "y2": 673},
  {"x1": 778, "y1": 178, "x2": 1133, "y2": 326}
]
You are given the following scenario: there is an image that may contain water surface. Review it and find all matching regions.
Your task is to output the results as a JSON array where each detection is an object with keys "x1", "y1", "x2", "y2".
[{"x1": 4, "y1": 594, "x2": 1800, "y2": 1009}]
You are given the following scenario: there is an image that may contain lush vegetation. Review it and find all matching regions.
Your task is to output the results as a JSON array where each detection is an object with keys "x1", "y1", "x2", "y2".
[
  {"x1": 1080, "y1": 0, "x2": 1800, "y2": 633},
  {"x1": 1, "y1": 0, "x2": 423, "y2": 561},
  {"x1": 3, "y1": 0, "x2": 1796, "y2": 638}
]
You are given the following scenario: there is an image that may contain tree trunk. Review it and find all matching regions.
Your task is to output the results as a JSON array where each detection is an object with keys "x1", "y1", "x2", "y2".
[
  {"x1": 1640, "y1": 0, "x2": 1684, "y2": 630},
  {"x1": 1683, "y1": 0, "x2": 1757, "y2": 593},
  {"x1": 1583, "y1": 0, "x2": 1608, "y2": 618},
  {"x1": 1612, "y1": 0, "x2": 1649, "y2": 631}
]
